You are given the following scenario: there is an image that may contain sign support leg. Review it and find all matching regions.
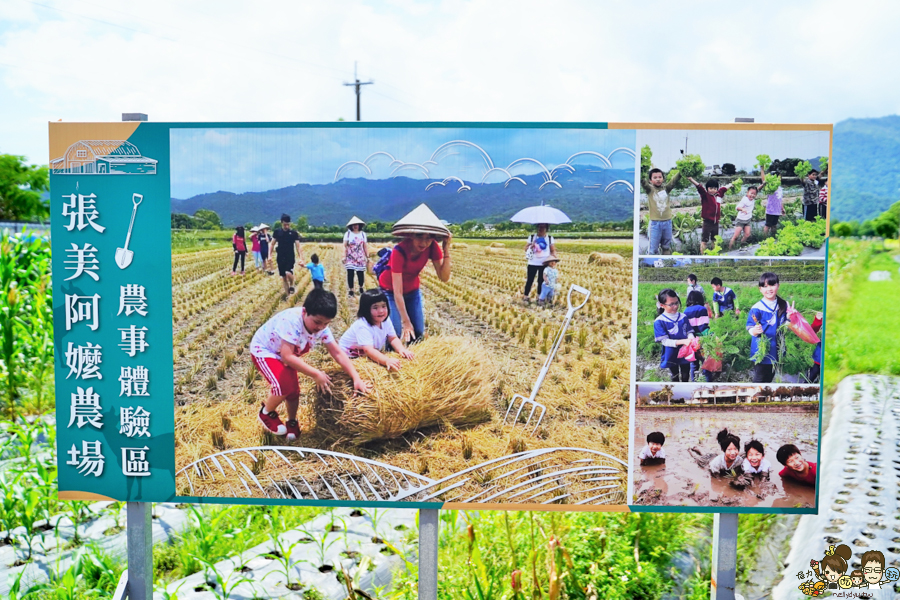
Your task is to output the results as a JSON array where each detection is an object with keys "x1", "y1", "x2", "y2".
[
  {"x1": 126, "y1": 502, "x2": 153, "y2": 600},
  {"x1": 418, "y1": 508, "x2": 439, "y2": 600},
  {"x1": 711, "y1": 513, "x2": 739, "y2": 600}
]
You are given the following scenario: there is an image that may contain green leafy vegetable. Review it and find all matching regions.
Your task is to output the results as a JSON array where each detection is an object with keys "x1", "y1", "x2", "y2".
[
  {"x1": 761, "y1": 173, "x2": 781, "y2": 196},
  {"x1": 641, "y1": 145, "x2": 652, "y2": 180},
  {"x1": 755, "y1": 154, "x2": 772, "y2": 171},
  {"x1": 727, "y1": 177, "x2": 743, "y2": 196},
  {"x1": 794, "y1": 160, "x2": 813, "y2": 179},
  {"x1": 676, "y1": 154, "x2": 705, "y2": 179}
]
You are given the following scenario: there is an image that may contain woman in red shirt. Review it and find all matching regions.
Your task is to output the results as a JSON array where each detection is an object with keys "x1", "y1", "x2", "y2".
[
  {"x1": 378, "y1": 232, "x2": 451, "y2": 342},
  {"x1": 232, "y1": 226, "x2": 247, "y2": 275}
]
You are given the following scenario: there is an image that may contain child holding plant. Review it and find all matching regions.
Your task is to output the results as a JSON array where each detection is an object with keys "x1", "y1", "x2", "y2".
[
  {"x1": 250, "y1": 289, "x2": 372, "y2": 440},
  {"x1": 653, "y1": 289, "x2": 695, "y2": 382},
  {"x1": 339, "y1": 289, "x2": 415, "y2": 371},
  {"x1": 729, "y1": 186, "x2": 758, "y2": 250},
  {"x1": 684, "y1": 291, "x2": 711, "y2": 381},
  {"x1": 746, "y1": 272, "x2": 789, "y2": 383},
  {"x1": 687, "y1": 176, "x2": 732, "y2": 254},
  {"x1": 759, "y1": 162, "x2": 784, "y2": 236},
  {"x1": 642, "y1": 168, "x2": 681, "y2": 255},
  {"x1": 802, "y1": 169, "x2": 821, "y2": 222},
  {"x1": 710, "y1": 277, "x2": 739, "y2": 318}
]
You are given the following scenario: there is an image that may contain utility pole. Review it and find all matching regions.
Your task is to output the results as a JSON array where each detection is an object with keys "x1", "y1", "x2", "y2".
[{"x1": 343, "y1": 62, "x2": 373, "y2": 121}]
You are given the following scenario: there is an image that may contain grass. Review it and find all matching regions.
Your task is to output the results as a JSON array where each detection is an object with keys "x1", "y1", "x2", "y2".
[{"x1": 824, "y1": 238, "x2": 900, "y2": 391}]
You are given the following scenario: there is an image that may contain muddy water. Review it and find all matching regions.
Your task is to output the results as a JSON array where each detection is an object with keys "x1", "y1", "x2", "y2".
[{"x1": 633, "y1": 409, "x2": 818, "y2": 508}]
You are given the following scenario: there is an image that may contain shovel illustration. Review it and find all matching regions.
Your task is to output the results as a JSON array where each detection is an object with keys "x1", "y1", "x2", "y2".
[{"x1": 115, "y1": 193, "x2": 143, "y2": 269}]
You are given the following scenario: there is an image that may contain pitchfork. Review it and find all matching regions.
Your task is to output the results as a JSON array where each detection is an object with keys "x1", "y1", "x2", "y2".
[{"x1": 504, "y1": 284, "x2": 591, "y2": 436}]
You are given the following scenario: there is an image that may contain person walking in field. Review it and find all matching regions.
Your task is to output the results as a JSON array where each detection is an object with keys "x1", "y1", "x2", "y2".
[
  {"x1": 729, "y1": 186, "x2": 758, "y2": 251},
  {"x1": 642, "y1": 167, "x2": 681, "y2": 255},
  {"x1": 249, "y1": 288, "x2": 371, "y2": 441},
  {"x1": 801, "y1": 169, "x2": 820, "y2": 222},
  {"x1": 249, "y1": 226, "x2": 263, "y2": 271},
  {"x1": 343, "y1": 216, "x2": 369, "y2": 298},
  {"x1": 687, "y1": 176, "x2": 733, "y2": 254},
  {"x1": 306, "y1": 253, "x2": 325, "y2": 290},
  {"x1": 257, "y1": 224, "x2": 273, "y2": 274},
  {"x1": 272, "y1": 214, "x2": 303, "y2": 297},
  {"x1": 378, "y1": 204, "x2": 452, "y2": 343},
  {"x1": 523, "y1": 223, "x2": 556, "y2": 301},
  {"x1": 339, "y1": 289, "x2": 415, "y2": 371},
  {"x1": 231, "y1": 226, "x2": 247, "y2": 276}
]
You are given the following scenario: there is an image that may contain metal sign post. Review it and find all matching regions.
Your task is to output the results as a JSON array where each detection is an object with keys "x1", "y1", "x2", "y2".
[
  {"x1": 419, "y1": 508, "x2": 440, "y2": 600},
  {"x1": 125, "y1": 502, "x2": 153, "y2": 600},
  {"x1": 711, "y1": 513, "x2": 739, "y2": 600}
]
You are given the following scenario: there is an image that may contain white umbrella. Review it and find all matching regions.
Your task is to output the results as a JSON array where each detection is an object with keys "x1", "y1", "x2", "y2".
[{"x1": 510, "y1": 203, "x2": 571, "y2": 225}]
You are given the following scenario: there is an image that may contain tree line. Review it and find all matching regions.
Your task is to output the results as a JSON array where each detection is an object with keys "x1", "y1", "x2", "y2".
[{"x1": 830, "y1": 199, "x2": 900, "y2": 239}]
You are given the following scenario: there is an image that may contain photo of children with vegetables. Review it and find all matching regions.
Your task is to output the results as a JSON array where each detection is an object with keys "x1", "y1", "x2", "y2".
[
  {"x1": 632, "y1": 383, "x2": 819, "y2": 508},
  {"x1": 637, "y1": 129, "x2": 829, "y2": 257},
  {"x1": 637, "y1": 258, "x2": 824, "y2": 384}
]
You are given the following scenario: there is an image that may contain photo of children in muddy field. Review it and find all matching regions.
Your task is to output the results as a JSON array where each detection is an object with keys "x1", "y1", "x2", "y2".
[
  {"x1": 636, "y1": 258, "x2": 824, "y2": 384},
  {"x1": 169, "y1": 125, "x2": 637, "y2": 506},
  {"x1": 637, "y1": 128, "x2": 830, "y2": 258},
  {"x1": 632, "y1": 383, "x2": 819, "y2": 508}
]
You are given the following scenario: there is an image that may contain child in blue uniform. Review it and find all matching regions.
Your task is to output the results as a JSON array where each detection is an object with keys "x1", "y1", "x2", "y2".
[
  {"x1": 710, "y1": 277, "x2": 739, "y2": 318},
  {"x1": 746, "y1": 272, "x2": 788, "y2": 383},
  {"x1": 684, "y1": 290, "x2": 711, "y2": 381},
  {"x1": 653, "y1": 289, "x2": 695, "y2": 382}
]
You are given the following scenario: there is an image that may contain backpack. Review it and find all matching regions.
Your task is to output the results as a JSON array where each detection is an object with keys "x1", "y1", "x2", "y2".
[{"x1": 372, "y1": 244, "x2": 406, "y2": 278}]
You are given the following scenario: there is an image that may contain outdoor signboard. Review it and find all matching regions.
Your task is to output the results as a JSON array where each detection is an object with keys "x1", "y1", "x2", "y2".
[{"x1": 50, "y1": 121, "x2": 830, "y2": 514}]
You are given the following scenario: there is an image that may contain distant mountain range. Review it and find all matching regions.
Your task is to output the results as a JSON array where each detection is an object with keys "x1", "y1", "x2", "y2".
[
  {"x1": 170, "y1": 169, "x2": 635, "y2": 227},
  {"x1": 832, "y1": 115, "x2": 900, "y2": 222}
]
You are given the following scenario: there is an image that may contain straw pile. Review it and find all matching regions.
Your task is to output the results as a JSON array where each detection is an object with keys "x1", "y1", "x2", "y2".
[
  {"x1": 489, "y1": 242, "x2": 506, "y2": 248},
  {"x1": 588, "y1": 252, "x2": 624, "y2": 265},
  {"x1": 451, "y1": 242, "x2": 469, "y2": 249},
  {"x1": 313, "y1": 336, "x2": 495, "y2": 444},
  {"x1": 484, "y1": 247, "x2": 508, "y2": 255}
]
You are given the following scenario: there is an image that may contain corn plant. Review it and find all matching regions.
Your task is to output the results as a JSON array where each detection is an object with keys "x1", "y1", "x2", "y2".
[
  {"x1": 194, "y1": 555, "x2": 255, "y2": 600},
  {"x1": 263, "y1": 514, "x2": 311, "y2": 590}
]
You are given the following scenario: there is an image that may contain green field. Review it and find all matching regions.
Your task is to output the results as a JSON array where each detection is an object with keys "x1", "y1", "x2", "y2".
[{"x1": 824, "y1": 238, "x2": 900, "y2": 390}]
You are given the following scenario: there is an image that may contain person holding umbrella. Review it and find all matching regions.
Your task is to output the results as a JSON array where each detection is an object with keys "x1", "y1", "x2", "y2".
[
  {"x1": 377, "y1": 204, "x2": 452, "y2": 343},
  {"x1": 343, "y1": 216, "x2": 369, "y2": 298},
  {"x1": 511, "y1": 203, "x2": 568, "y2": 302}
]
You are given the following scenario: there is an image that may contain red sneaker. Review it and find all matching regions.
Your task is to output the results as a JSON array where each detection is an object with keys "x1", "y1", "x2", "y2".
[
  {"x1": 285, "y1": 419, "x2": 301, "y2": 441},
  {"x1": 258, "y1": 408, "x2": 286, "y2": 436}
]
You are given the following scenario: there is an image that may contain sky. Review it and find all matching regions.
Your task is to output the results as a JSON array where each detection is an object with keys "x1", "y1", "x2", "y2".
[
  {"x1": 169, "y1": 126, "x2": 635, "y2": 197},
  {"x1": 2, "y1": 0, "x2": 899, "y2": 167}
]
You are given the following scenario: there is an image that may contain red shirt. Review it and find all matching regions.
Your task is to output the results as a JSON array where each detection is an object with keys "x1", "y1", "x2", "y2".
[
  {"x1": 779, "y1": 461, "x2": 816, "y2": 486},
  {"x1": 233, "y1": 234, "x2": 247, "y2": 252},
  {"x1": 377, "y1": 238, "x2": 443, "y2": 295},
  {"x1": 696, "y1": 183, "x2": 728, "y2": 222}
]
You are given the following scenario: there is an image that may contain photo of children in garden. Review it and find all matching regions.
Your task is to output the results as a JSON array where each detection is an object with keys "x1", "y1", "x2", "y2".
[
  {"x1": 638, "y1": 128, "x2": 830, "y2": 257},
  {"x1": 636, "y1": 258, "x2": 825, "y2": 384},
  {"x1": 170, "y1": 125, "x2": 636, "y2": 505},
  {"x1": 632, "y1": 383, "x2": 819, "y2": 508}
]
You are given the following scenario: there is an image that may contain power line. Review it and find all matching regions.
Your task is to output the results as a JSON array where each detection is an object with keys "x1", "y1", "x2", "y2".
[{"x1": 343, "y1": 62, "x2": 373, "y2": 122}]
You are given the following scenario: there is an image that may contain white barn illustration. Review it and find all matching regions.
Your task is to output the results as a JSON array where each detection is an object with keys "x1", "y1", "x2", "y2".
[{"x1": 50, "y1": 140, "x2": 157, "y2": 175}]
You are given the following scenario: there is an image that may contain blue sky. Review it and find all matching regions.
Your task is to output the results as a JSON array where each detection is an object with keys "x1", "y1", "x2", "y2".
[
  {"x1": 2, "y1": 1, "x2": 899, "y2": 167},
  {"x1": 169, "y1": 126, "x2": 634, "y2": 197}
]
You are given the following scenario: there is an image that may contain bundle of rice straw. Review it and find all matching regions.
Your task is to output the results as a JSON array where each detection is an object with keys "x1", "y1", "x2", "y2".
[
  {"x1": 588, "y1": 252, "x2": 624, "y2": 265},
  {"x1": 451, "y1": 242, "x2": 469, "y2": 249},
  {"x1": 484, "y1": 247, "x2": 508, "y2": 255},
  {"x1": 489, "y1": 242, "x2": 506, "y2": 248},
  {"x1": 314, "y1": 336, "x2": 495, "y2": 444}
]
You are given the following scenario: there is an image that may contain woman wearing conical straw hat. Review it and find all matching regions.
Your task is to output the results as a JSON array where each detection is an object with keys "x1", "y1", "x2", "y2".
[
  {"x1": 378, "y1": 204, "x2": 452, "y2": 343},
  {"x1": 343, "y1": 216, "x2": 369, "y2": 298}
]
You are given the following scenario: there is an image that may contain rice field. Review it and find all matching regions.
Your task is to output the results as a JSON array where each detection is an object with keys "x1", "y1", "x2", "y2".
[{"x1": 172, "y1": 240, "x2": 635, "y2": 505}]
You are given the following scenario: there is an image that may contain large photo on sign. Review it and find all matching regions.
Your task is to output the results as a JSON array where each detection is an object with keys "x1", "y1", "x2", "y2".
[{"x1": 169, "y1": 126, "x2": 637, "y2": 507}]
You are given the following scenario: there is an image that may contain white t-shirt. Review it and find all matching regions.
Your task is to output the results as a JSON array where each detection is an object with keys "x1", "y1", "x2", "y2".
[
  {"x1": 735, "y1": 196, "x2": 755, "y2": 221},
  {"x1": 708, "y1": 454, "x2": 743, "y2": 474},
  {"x1": 638, "y1": 445, "x2": 666, "y2": 460},
  {"x1": 527, "y1": 234, "x2": 555, "y2": 266},
  {"x1": 741, "y1": 457, "x2": 771, "y2": 475},
  {"x1": 339, "y1": 317, "x2": 398, "y2": 356},
  {"x1": 250, "y1": 307, "x2": 335, "y2": 360},
  {"x1": 343, "y1": 230, "x2": 367, "y2": 244}
]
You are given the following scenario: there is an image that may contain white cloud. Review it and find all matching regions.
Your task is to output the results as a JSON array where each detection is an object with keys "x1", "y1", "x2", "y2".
[{"x1": 1, "y1": 0, "x2": 899, "y2": 164}]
